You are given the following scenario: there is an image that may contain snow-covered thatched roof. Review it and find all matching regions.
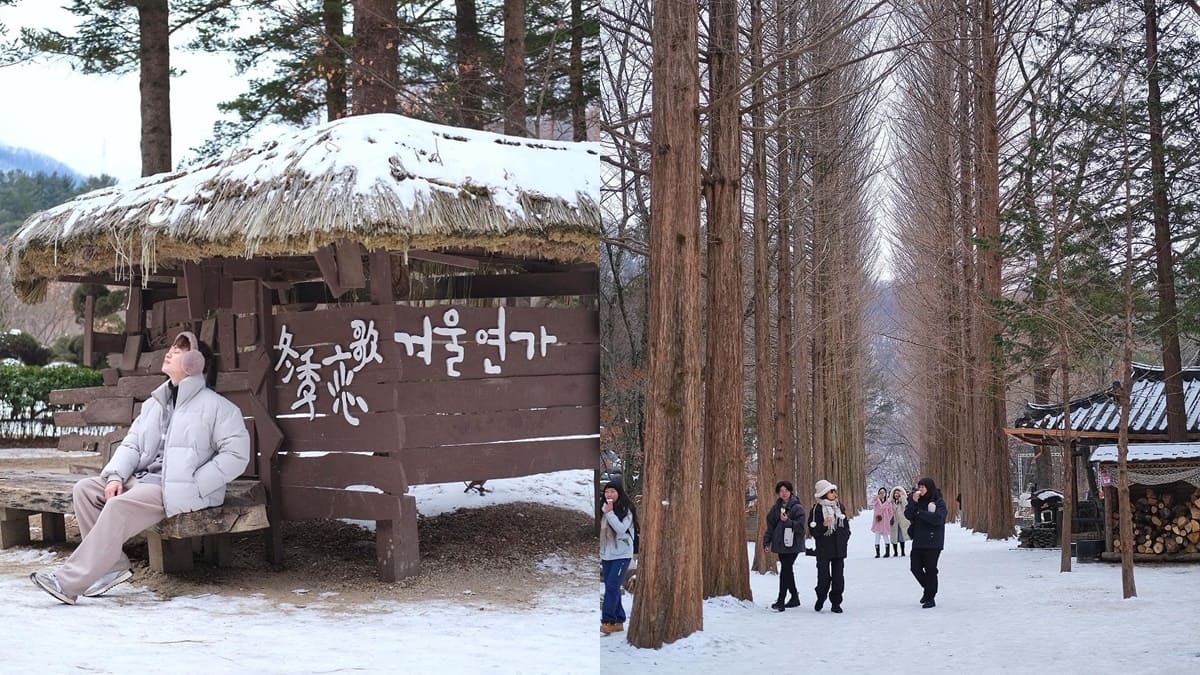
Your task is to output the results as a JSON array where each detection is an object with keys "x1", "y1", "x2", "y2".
[{"x1": 7, "y1": 113, "x2": 600, "y2": 302}]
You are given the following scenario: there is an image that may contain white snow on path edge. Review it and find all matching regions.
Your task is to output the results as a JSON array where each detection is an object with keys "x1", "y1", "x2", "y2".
[{"x1": 603, "y1": 511, "x2": 1200, "y2": 674}]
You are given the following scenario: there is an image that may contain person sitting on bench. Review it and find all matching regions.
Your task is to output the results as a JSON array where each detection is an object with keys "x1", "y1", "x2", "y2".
[{"x1": 31, "y1": 331, "x2": 250, "y2": 604}]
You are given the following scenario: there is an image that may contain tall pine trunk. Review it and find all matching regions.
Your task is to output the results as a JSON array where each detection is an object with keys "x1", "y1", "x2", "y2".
[
  {"x1": 133, "y1": 0, "x2": 171, "y2": 175},
  {"x1": 569, "y1": 0, "x2": 586, "y2": 141},
  {"x1": 321, "y1": 1, "x2": 348, "y2": 120},
  {"x1": 502, "y1": 0, "x2": 527, "y2": 136},
  {"x1": 627, "y1": 0, "x2": 703, "y2": 648},
  {"x1": 750, "y1": 0, "x2": 777, "y2": 576},
  {"x1": 455, "y1": 0, "x2": 485, "y2": 129},
  {"x1": 350, "y1": 0, "x2": 399, "y2": 115},
  {"x1": 701, "y1": 0, "x2": 749, "y2": 601},
  {"x1": 1143, "y1": 0, "x2": 1186, "y2": 441}
]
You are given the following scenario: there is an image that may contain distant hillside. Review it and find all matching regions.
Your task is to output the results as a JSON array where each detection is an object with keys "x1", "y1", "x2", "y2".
[{"x1": 0, "y1": 145, "x2": 82, "y2": 183}]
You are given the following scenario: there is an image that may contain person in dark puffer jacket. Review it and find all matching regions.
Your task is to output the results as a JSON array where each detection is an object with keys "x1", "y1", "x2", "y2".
[
  {"x1": 904, "y1": 477, "x2": 947, "y2": 608},
  {"x1": 763, "y1": 480, "x2": 805, "y2": 611},
  {"x1": 808, "y1": 479, "x2": 850, "y2": 613}
]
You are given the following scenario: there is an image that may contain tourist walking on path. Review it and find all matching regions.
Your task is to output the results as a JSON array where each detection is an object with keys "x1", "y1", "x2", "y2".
[
  {"x1": 889, "y1": 486, "x2": 911, "y2": 557},
  {"x1": 905, "y1": 477, "x2": 947, "y2": 608},
  {"x1": 763, "y1": 480, "x2": 805, "y2": 611},
  {"x1": 871, "y1": 487, "x2": 893, "y2": 558},
  {"x1": 600, "y1": 480, "x2": 636, "y2": 634},
  {"x1": 808, "y1": 479, "x2": 850, "y2": 613}
]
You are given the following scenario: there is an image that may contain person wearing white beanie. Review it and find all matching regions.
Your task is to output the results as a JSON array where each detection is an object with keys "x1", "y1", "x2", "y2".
[
  {"x1": 31, "y1": 331, "x2": 250, "y2": 605},
  {"x1": 809, "y1": 479, "x2": 851, "y2": 613}
]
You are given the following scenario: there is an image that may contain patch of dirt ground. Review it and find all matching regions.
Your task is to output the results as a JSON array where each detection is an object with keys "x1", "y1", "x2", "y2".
[{"x1": 3, "y1": 454, "x2": 596, "y2": 611}]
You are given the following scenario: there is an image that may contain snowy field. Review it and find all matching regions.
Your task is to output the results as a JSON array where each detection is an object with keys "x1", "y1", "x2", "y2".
[
  {"x1": 604, "y1": 511, "x2": 1200, "y2": 674},
  {"x1": 0, "y1": 469, "x2": 600, "y2": 674}
]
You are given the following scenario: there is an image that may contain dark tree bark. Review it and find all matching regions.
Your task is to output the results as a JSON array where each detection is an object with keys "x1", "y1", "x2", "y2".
[
  {"x1": 132, "y1": 0, "x2": 171, "y2": 176},
  {"x1": 322, "y1": 0, "x2": 348, "y2": 120},
  {"x1": 569, "y1": 0, "x2": 586, "y2": 140},
  {"x1": 455, "y1": 0, "x2": 485, "y2": 129},
  {"x1": 701, "y1": 0, "x2": 750, "y2": 601},
  {"x1": 1143, "y1": 0, "x2": 1187, "y2": 442},
  {"x1": 626, "y1": 0, "x2": 703, "y2": 649},
  {"x1": 350, "y1": 0, "x2": 399, "y2": 115},
  {"x1": 502, "y1": 0, "x2": 527, "y2": 136}
]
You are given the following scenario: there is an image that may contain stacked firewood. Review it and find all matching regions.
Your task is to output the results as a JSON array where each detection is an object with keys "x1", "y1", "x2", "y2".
[{"x1": 1112, "y1": 486, "x2": 1200, "y2": 555}]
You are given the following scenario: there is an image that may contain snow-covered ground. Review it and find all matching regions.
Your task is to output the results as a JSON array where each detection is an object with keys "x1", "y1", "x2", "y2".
[
  {"x1": 0, "y1": 469, "x2": 600, "y2": 674},
  {"x1": 604, "y1": 511, "x2": 1200, "y2": 674}
]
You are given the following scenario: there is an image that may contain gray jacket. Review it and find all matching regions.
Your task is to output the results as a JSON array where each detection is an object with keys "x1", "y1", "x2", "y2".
[
  {"x1": 101, "y1": 375, "x2": 251, "y2": 517},
  {"x1": 600, "y1": 510, "x2": 634, "y2": 561}
]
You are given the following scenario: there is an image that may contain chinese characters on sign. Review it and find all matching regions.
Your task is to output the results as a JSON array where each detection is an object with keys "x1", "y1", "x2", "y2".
[{"x1": 275, "y1": 308, "x2": 560, "y2": 424}]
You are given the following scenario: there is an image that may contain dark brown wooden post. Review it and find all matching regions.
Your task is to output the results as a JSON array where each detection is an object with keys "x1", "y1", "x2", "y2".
[
  {"x1": 254, "y1": 281, "x2": 286, "y2": 565},
  {"x1": 83, "y1": 294, "x2": 95, "y2": 367}
]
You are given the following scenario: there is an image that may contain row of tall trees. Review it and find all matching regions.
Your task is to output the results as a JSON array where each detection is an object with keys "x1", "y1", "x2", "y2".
[
  {"x1": 602, "y1": 0, "x2": 886, "y2": 647},
  {"x1": 8, "y1": 0, "x2": 598, "y2": 173}
]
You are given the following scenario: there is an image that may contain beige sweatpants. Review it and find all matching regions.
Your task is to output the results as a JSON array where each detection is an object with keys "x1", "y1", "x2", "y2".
[{"x1": 55, "y1": 476, "x2": 166, "y2": 597}]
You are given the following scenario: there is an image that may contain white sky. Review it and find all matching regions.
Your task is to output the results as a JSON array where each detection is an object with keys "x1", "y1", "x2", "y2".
[{"x1": 0, "y1": 4, "x2": 244, "y2": 181}]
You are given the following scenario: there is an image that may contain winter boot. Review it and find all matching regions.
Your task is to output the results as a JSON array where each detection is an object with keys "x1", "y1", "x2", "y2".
[
  {"x1": 884, "y1": 544, "x2": 891, "y2": 558},
  {"x1": 892, "y1": 543, "x2": 899, "y2": 557},
  {"x1": 874, "y1": 545, "x2": 881, "y2": 558},
  {"x1": 785, "y1": 593, "x2": 802, "y2": 608},
  {"x1": 900, "y1": 542, "x2": 906, "y2": 557}
]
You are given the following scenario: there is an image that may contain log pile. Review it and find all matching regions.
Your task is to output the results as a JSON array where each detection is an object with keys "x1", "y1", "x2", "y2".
[{"x1": 1112, "y1": 486, "x2": 1200, "y2": 555}]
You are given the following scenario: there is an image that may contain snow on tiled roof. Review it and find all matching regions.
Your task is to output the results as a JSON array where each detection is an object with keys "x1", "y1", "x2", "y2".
[{"x1": 1089, "y1": 443, "x2": 1200, "y2": 463}]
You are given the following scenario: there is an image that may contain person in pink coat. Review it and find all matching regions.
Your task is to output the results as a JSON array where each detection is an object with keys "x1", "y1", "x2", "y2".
[{"x1": 871, "y1": 487, "x2": 894, "y2": 558}]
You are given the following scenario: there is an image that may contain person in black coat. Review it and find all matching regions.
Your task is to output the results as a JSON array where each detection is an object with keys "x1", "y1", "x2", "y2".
[
  {"x1": 905, "y1": 477, "x2": 947, "y2": 608},
  {"x1": 808, "y1": 479, "x2": 850, "y2": 613},
  {"x1": 763, "y1": 480, "x2": 805, "y2": 611}
]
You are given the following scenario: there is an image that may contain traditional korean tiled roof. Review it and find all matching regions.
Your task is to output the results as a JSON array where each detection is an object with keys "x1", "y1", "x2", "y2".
[
  {"x1": 1089, "y1": 442, "x2": 1200, "y2": 463},
  {"x1": 1009, "y1": 363, "x2": 1200, "y2": 444}
]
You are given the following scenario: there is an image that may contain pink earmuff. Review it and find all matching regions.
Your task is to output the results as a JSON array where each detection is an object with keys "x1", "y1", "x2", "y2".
[{"x1": 176, "y1": 331, "x2": 206, "y2": 376}]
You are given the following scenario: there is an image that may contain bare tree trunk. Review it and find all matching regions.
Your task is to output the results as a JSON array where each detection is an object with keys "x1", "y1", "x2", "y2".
[
  {"x1": 749, "y1": 0, "x2": 776, "y2": 576},
  {"x1": 503, "y1": 0, "x2": 528, "y2": 136},
  {"x1": 701, "y1": 0, "x2": 750, "y2": 601},
  {"x1": 569, "y1": 0, "x2": 586, "y2": 140},
  {"x1": 1117, "y1": 54, "x2": 1138, "y2": 599},
  {"x1": 133, "y1": 0, "x2": 171, "y2": 175},
  {"x1": 627, "y1": 0, "x2": 703, "y2": 648},
  {"x1": 322, "y1": 0, "x2": 348, "y2": 120},
  {"x1": 455, "y1": 0, "x2": 485, "y2": 129},
  {"x1": 773, "y1": 0, "x2": 796, "y2": 490},
  {"x1": 1143, "y1": 0, "x2": 1186, "y2": 442},
  {"x1": 350, "y1": 0, "x2": 399, "y2": 115}
]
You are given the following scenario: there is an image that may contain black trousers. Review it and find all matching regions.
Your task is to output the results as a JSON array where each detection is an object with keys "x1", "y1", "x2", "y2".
[
  {"x1": 777, "y1": 552, "x2": 799, "y2": 602},
  {"x1": 814, "y1": 557, "x2": 844, "y2": 606},
  {"x1": 910, "y1": 548, "x2": 941, "y2": 600}
]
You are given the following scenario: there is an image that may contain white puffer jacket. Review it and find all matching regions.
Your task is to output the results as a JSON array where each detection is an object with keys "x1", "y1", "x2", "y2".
[{"x1": 101, "y1": 375, "x2": 251, "y2": 517}]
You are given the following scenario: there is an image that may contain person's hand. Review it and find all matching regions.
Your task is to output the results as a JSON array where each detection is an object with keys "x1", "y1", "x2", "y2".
[
  {"x1": 780, "y1": 510, "x2": 789, "y2": 521},
  {"x1": 104, "y1": 480, "x2": 124, "y2": 499},
  {"x1": 824, "y1": 516, "x2": 833, "y2": 526},
  {"x1": 602, "y1": 498, "x2": 613, "y2": 513}
]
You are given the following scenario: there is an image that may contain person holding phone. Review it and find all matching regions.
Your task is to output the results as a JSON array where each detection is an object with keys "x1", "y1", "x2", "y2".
[
  {"x1": 904, "y1": 477, "x2": 947, "y2": 608},
  {"x1": 889, "y1": 486, "x2": 911, "y2": 557},
  {"x1": 809, "y1": 479, "x2": 850, "y2": 613},
  {"x1": 763, "y1": 480, "x2": 805, "y2": 611},
  {"x1": 600, "y1": 479, "x2": 636, "y2": 634},
  {"x1": 871, "y1": 487, "x2": 893, "y2": 558}
]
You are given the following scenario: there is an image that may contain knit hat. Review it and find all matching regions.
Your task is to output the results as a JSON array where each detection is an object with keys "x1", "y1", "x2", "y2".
[
  {"x1": 814, "y1": 479, "x2": 837, "y2": 499},
  {"x1": 175, "y1": 331, "x2": 206, "y2": 377}
]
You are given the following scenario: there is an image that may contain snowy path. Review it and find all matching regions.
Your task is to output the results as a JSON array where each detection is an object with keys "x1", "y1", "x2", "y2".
[{"x1": 604, "y1": 512, "x2": 1200, "y2": 674}]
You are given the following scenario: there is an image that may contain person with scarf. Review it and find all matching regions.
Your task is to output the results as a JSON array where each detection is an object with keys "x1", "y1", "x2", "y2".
[
  {"x1": 870, "y1": 487, "x2": 893, "y2": 558},
  {"x1": 889, "y1": 486, "x2": 912, "y2": 557},
  {"x1": 600, "y1": 479, "x2": 636, "y2": 634},
  {"x1": 808, "y1": 479, "x2": 850, "y2": 613},
  {"x1": 763, "y1": 480, "x2": 805, "y2": 611},
  {"x1": 904, "y1": 477, "x2": 947, "y2": 608}
]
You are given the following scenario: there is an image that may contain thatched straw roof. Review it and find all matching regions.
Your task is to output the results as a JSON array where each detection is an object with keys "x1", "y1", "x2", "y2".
[{"x1": 7, "y1": 113, "x2": 600, "y2": 302}]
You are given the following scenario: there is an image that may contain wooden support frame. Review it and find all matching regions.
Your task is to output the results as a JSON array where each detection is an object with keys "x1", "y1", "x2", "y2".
[
  {"x1": 147, "y1": 532, "x2": 194, "y2": 573},
  {"x1": 0, "y1": 508, "x2": 32, "y2": 548},
  {"x1": 83, "y1": 294, "x2": 95, "y2": 367}
]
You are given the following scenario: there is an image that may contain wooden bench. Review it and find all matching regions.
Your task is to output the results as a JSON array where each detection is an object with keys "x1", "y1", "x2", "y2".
[{"x1": 0, "y1": 471, "x2": 269, "y2": 572}]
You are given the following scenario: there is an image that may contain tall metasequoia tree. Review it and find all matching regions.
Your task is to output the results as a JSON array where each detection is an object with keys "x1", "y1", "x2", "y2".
[
  {"x1": 1143, "y1": 0, "x2": 1186, "y2": 442},
  {"x1": 131, "y1": 0, "x2": 170, "y2": 175},
  {"x1": 502, "y1": 0, "x2": 528, "y2": 135},
  {"x1": 350, "y1": 0, "x2": 399, "y2": 115},
  {"x1": 569, "y1": 0, "x2": 586, "y2": 140},
  {"x1": 773, "y1": 0, "x2": 797, "y2": 497},
  {"x1": 701, "y1": 0, "x2": 750, "y2": 601},
  {"x1": 455, "y1": 0, "x2": 485, "y2": 129},
  {"x1": 749, "y1": 0, "x2": 777, "y2": 576},
  {"x1": 321, "y1": 0, "x2": 348, "y2": 120},
  {"x1": 626, "y1": 0, "x2": 703, "y2": 648}
]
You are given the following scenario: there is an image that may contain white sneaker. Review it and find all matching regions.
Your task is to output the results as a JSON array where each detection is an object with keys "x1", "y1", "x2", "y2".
[
  {"x1": 30, "y1": 572, "x2": 77, "y2": 605},
  {"x1": 82, "y1": 568, "x2": 134, "y2": 598}
]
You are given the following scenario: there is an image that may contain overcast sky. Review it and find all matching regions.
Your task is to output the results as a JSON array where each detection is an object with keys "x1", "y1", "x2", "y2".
[{"x1": 0, "y1": 4, "x2": 244, "y2": 181}]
